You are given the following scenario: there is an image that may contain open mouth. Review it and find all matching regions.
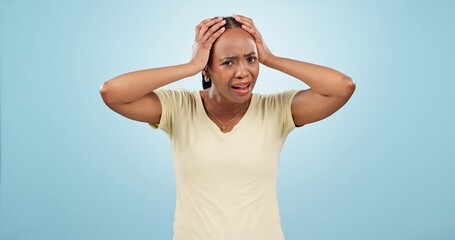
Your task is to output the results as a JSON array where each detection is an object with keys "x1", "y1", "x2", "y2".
[{"x1": 231, "y1": 82, "x2": 251, "y2": 91}]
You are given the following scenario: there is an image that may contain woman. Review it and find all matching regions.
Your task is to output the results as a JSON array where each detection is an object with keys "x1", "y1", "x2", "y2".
[{"x1": 100, "y1": 15, "x2": 355, "y2": 240}]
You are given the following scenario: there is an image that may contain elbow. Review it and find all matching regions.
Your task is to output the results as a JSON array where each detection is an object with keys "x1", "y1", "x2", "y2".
[
  {"x1": 340, "y1": 76, "x2": 356, "y2": 97},
  {"x1": 99, "y1": 80, "x2": 117, "y2": 105}
]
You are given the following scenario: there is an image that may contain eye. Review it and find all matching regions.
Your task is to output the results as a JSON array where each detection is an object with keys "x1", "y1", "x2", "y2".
[
  {"x1": 222, "y1": 60, "x2": 235, "y2": 66},
  {"x1": 247, "y1": 56, "x2": 257, "y2": 63}
]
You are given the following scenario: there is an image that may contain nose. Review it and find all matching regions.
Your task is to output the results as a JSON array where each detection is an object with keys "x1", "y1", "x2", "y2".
[{"x1": 235, "y1": 61, "x2": 249, "y2": 79}]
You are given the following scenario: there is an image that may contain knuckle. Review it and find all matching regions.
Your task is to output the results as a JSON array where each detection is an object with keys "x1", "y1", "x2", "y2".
[
  {"x1": 209, "y1": 24, "x2": 218, "y2": 31},
  {"x1": 202, "y1": 41, "x2": 211, "y2": 48}
]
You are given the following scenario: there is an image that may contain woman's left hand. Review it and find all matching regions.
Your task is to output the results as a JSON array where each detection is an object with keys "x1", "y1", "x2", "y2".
[{"x1": 233, "y1": 14, "x2": 274, "y2": 65}]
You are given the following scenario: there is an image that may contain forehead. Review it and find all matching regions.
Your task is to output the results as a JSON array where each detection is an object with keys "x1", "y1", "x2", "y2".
[{"x1": 212, "y1": 28, "x2": 257, "y2": 57}]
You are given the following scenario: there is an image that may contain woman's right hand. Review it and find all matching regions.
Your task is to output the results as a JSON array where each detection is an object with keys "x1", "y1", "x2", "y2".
[{"x1": 189, "y1": 17, "x2": 226, "y2": 70}]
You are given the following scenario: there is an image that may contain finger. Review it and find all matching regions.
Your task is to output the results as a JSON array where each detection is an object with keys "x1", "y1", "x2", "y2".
[
  {"x1": 198, "y1": 17, "x2": 221, "y2": 27},
  {"x1": 205, "y1": 26, "x2": 226, "y2": 46},
  {"x1": 196, "y1": 17, "x2": 224, "y2": 40},
  {"x1": 232, "y1": 14, "x2": 252, "y2": 22},
  {"x1": 198, "y1": 17, "x2": 223, "y2": 30},
  {"x1": 195, "y1": 20, "x2": 206, "y2": 39},
  {"x1": 196, "y1": 18, "x2": 214, "y2": 33},
  {"x1": 201, "y1": 19, "x2": 226, "y2": 42},
  {"x1": 233, "y1": 14, "x2": 254, "y2": 26},
  {"x1": 234, "y1": 15, "x2": 262, "y2": 37},
  {"x1": 233, "y1": 16, "x2": 258, "y2": 34},
  {"x1": 241, "y1": 24, "x2": 261, "y2": 42},
  {"x1": 233, "y1": 16, "x2": 260, "y2": 39}
]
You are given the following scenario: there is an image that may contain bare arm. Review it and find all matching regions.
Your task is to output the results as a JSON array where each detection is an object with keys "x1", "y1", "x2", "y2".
[
  {"x1": 264, "y1": 56, "x2": 355, "y2": 126},
  {"x1": 234, "y1": 15, "x2": 356, "y2": 126},
  {"x1": 99, "y1": 64, "x2": 199, "y2": 124},
  {"x1": 99, "y1": 17, "x2": 227, "y2": 125}
]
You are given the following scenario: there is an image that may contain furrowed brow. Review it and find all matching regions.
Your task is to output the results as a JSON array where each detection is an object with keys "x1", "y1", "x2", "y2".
[
  {"x1": 220, "y1": 52, "x2": 257, "y2": 62},
  {"x1": 220, "y1": 56, "x2": 238, "y2": 62}
]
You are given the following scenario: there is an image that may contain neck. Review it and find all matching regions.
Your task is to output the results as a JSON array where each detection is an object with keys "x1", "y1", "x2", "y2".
[{"x1": 207, "y1": 89, "x2": 251, "y2": 116}]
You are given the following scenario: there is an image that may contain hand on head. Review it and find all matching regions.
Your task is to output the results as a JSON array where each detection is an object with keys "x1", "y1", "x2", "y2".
[
  {"x1": 190, "y1": 17, "x2": 226, "y2": 71},
  {"x1": 190, "y1": 15, "x2": 274, "y2": 72},
  {"x1": 232, "y1": 14, "x2": 274, "y2": 65}
]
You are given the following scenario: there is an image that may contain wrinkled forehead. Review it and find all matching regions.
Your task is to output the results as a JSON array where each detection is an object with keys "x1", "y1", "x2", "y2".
[{"x1": 211, "y1": 28, "x2": 257, "y2": 58}]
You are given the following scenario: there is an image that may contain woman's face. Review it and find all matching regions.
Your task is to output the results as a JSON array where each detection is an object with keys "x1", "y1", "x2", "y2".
[{"x1": 206, "y1": 27, "x2": 259, "y2": 104}]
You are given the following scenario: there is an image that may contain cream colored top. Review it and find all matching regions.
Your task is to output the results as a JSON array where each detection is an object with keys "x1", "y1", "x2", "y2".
[{"x1": 150, "y1": 88, "x2": 299, "y2": 240}]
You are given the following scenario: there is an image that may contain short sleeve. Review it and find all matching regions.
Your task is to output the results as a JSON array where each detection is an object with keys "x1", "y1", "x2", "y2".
[
  {"x1": 274, "y1": 89, "x2": 300, "y2": 138},
  {"x1": 148, "y1": 88, "x2": 188, "y2": 135}
]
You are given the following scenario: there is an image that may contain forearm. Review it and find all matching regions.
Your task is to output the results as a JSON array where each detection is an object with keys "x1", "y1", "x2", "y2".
[
  {"x1": 100, "y1": 63, "x2": 200, "y2": 104},
  {"x1": 265, "y1": 55, "x2": 353, "y2": 97}
]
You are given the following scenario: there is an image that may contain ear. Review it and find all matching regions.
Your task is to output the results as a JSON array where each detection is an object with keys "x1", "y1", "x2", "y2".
[{"x1": 202, "y1": 66, "x2": 209, "y2": 77}]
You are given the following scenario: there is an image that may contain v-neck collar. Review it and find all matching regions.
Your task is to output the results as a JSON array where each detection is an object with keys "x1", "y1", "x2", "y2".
[{"x1": 195, "y1": 90, "x2": 256, "y2": 135}]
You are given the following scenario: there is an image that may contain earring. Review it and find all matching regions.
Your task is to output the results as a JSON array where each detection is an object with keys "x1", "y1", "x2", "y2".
[{"x1": 204, "y1": 75, "x2": 211, "y2": 82}]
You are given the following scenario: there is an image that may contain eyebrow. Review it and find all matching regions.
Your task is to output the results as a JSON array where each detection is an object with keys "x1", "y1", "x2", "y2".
[{"x1": 220, "y1": 52, "x2": 257, "y2": 62}]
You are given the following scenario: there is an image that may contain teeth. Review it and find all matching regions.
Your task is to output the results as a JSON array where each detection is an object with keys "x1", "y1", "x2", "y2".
[
  {"x1": 233, "y1": 86, "x2": 248, "y2": 89},
  {"x1": 232, "y1": 83, "x2": 249, "y2": 89}
]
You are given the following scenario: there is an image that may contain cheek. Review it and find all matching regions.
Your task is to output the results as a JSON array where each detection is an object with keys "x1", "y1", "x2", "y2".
[
  {"x1": 211, "y1": 67, "x2": 232, "y2": 81},
  {"x1": 209, "y1": 71, "x2": 227, "y2": 87},
  {"x1": 250, "y1": 65, "x2": 260, "y2": 78}
]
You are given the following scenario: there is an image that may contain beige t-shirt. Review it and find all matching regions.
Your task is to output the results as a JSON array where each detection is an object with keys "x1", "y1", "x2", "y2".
[{"x1": 149, "y1": 88, "x2": 299, "y2": 240}]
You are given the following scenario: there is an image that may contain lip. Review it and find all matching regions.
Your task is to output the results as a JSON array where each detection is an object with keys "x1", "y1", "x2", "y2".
[
  {"x1": 231, "y1": 81, "x2": 252, "y2": 95},
  {"x1": 231, "y1": 81, "x2": 251, "y2": 87}
]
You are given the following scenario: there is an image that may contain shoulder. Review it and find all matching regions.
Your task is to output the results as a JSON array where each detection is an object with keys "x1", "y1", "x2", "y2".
[
  {"x1": 252, "y1": 90, "x2": 300, "y2": 137},
  {"x1": 154, "y1": 87, "x2": 194, "y2": 97},
  {"x1": 153, "y1": 88, "x2": 201, "y2": 116},
  {"x1": 254, "y1": 90, "x2": 300, "y2": 107},
  {"x1": 154, "y1": 88, "x2": 198, "y2": 103}
]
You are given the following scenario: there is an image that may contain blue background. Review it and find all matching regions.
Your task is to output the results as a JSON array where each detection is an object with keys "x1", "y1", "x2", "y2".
[{"x1": 1, "y1": 0, "x2": 454, "y2": 239}]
